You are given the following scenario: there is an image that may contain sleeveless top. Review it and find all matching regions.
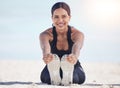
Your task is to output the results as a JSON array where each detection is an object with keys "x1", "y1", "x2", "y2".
[
  {"x1": 50, "y1": 26, "x2": 81, "y2": 67},
  {"x1": 50, "y1": 26, "x2": 74, "y2": 58}
]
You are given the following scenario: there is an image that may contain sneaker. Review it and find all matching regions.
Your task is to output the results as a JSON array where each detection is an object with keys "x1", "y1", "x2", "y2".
[
  {"x1": 60, "y1": 54, "x2": 74, "y2": 86},
  {"x1": 47, "y1": 54, "x2": 61, "y2": 85}
]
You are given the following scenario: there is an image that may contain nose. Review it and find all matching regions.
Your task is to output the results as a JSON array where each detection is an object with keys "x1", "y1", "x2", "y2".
[{"x1": 58, "y1": 17, "x2": 63, "y2": 22}]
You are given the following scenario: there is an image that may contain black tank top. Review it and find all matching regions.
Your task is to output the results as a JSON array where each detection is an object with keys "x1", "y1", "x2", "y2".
[
  {"x1": 50, "y1": 26, "x2": 74, "y2": 58},
  {"x1": 50, "y1": 26, "x2": 81, "y2": 67}
]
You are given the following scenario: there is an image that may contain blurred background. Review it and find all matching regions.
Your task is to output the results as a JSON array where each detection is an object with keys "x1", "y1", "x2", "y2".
[{"x1": 0, "y1": 0, "x2": 120, "y2": 62}]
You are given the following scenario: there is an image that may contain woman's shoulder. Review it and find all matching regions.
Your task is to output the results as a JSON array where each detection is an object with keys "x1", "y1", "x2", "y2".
[
  {"x1": 71, "y1": 26, "x2": 84, "y2": 36},
  {"x1": 40, "y1": 27, "x2": 53, "y2": 36},
  {"x1": 39, "y1": 27, "x2": 53, "y2": 40},
  {"x1": 70, "y1": 26, "x2": 84, "y2": 42}
]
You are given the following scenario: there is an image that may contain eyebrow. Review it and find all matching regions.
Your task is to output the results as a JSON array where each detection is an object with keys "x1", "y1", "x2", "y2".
[{"x1": 54, "y1": 14, "x2": 67, "y2": 16}]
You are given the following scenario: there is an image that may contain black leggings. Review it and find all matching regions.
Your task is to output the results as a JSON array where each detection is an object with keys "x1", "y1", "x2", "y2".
[{"x1": 40, "y1": 62, "x2": 86, "y2": 84}]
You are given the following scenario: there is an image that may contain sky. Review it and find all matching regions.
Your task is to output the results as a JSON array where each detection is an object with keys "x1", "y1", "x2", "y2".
[{"x1": 0, "y1": 0, "x2": 120, "y2": 62}]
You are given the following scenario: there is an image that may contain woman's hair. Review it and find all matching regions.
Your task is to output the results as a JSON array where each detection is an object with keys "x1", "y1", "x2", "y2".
[{"x1": 51, "y1": 2, "x2": 71, "y2": 16}]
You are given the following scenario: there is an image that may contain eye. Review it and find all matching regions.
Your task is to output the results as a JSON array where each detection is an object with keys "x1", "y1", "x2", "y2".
[
  {"x1": 62, "y1": 15, "x2": 66, "y2": 18},
  {"x1": 54, "y1": 15, "x2": 59, "y2": 19}
]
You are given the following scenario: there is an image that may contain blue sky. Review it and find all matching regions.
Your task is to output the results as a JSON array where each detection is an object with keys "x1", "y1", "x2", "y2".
[{"x1": 0, "y1": 0, "x2": 120, "y2": 62}]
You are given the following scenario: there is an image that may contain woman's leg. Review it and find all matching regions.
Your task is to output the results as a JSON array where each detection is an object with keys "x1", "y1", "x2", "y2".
[
  {"x1": 40, "y1": 54, "x2": 61, "y2": 85},
  {"x1": 40, "y1": 61, "x2": 85, "y2": 85},
  {"x1": 40, "y1": 65, "x2": 51, "y2": 84},
  {"x1": 73, "y1": 65, "x2": 86, "y2": 84}
]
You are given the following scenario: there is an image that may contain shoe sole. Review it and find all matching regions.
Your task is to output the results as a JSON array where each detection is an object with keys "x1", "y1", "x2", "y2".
[
  {"x1": 61, "y1": 55, "x2": 74, "y2": 86},
  {"x1": 47, "y1": 54, "x2": 61, "y2": 85}
]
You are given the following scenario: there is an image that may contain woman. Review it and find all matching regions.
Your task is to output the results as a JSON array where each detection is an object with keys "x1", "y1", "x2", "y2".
[{"x1": 39, "y1": 2, "x2": 85, "y2": 85}]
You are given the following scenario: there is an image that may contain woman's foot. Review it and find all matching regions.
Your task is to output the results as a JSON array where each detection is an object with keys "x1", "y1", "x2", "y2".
[
  {"x1": 61, "y1": 55, "x2": 74, "y2": 86},
  {"x1": 47, "y1": 54, "x2": 61, "y2": 85}
]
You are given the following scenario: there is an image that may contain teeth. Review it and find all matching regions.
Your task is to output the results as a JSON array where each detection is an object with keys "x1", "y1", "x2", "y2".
[{"x1": 58, "y1": 23, "x2": 64, "y2": 27}]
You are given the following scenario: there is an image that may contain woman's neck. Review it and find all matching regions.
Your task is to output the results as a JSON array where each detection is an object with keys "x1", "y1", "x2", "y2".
[{"x1": 56, "y1": 27, "x2": 68, "y2": 35}]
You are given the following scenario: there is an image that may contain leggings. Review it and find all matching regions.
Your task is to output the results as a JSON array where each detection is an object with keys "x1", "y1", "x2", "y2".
[{"x1": 40, "y1": 62, "x2": 86, "y2": 84}]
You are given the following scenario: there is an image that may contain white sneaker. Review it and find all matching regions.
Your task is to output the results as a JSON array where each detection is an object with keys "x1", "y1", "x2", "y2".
[
  {"x1": 61, "y1": 55, "x2": 74, "y2": 86},
  {"x1": 47, "y1": 54, "x2": 61, "y2": 85}
]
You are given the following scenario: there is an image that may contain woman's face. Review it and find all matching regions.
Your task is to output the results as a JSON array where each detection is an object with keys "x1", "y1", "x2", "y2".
[{"x1": 52, "y1": 8, "x2": 71, "y2": 31}]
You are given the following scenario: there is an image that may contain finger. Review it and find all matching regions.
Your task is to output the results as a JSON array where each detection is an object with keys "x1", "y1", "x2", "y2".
[
  {"x1": 67, "y1": 57, "x2": 72, "y2": 63},
  {"x1": 44, "y1": 59, "x2": 47, "y2": 64}
]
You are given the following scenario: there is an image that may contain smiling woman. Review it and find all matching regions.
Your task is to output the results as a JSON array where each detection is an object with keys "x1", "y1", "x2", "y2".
[{"x1": 39, "y1": 2, "x2": 85, "y2": 85}]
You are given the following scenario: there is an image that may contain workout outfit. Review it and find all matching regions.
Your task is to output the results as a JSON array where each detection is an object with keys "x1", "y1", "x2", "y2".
[{"x1": 40, "y1": 26, "x2": 85, "y2": 84}]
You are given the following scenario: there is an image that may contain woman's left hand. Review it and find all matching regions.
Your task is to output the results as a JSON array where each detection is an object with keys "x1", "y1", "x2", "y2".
[{"x1": 66, "y1": 54, "x2": 77, "y2": 65}]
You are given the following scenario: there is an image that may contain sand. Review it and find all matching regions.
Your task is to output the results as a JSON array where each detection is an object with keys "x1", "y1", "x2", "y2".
[{"x1": 0, "y1": 60, "x2": 120, "y2": 88}]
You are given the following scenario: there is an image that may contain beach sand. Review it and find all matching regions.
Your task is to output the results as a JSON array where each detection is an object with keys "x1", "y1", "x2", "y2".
[{"x1": 0, "y1": 60, "x2": 120, "y2": 88}]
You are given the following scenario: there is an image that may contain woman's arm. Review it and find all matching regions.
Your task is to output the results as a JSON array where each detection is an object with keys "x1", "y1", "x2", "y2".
[
  {"x1": 39, "y1": 31, "x2": 51, "y2": 56},
  {"x1": 39, "y1": 31, "x2": 53, "y2": 64},
  {"x1": 67, "y1": 29, "x2": 84, "y2": 64},
  {"x1": 71, "y1": 31, "x2": 84, "y2": 58}
]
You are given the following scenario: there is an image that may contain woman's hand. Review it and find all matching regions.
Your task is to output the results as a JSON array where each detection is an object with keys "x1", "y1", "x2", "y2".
[
  {"x1": 43, "y1": 53, "x2": 54, "y2": 64},
  {"x1": 66, "y1": 54, "x2": 77, "y2": 65}
]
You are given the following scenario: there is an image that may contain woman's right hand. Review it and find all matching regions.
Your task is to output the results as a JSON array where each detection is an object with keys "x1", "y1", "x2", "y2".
[{"x1": 43, "y1": 53, "x2": 54, "y2": 64}]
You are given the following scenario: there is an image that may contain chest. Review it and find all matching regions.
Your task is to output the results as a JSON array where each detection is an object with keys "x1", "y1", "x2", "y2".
[{"x1": 56, "y1": 35, "x2": 69, "y2": 50}]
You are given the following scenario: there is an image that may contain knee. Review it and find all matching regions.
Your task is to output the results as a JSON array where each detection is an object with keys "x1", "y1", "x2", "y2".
[
  {"x1": 78, "y1": 73, "x2": 86, "y2": 84},
  {"x1": 73, "y1": 73, "x2": 86, "y2": 84},
  {"x1": 40, "y1": 74, "x2": 51, "y2": 84},
  {"x1": 40, "y1": 72, "x2": 51, "y2": 84},
  {"x1": 73, "y1": 67, "x2": 86, "y2": 84},
  {"x1": 40, "y1": 66, "x2": 51, "y2": 84}
]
